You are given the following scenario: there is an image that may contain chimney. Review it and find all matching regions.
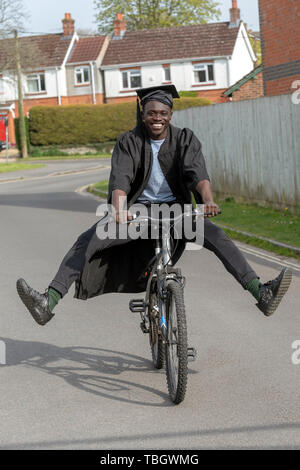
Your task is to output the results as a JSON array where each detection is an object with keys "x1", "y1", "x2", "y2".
[
  {"x1": 113, "y1": 13, "x2": 126, "y2": 39},
  {"x1": 62, "y1": 13, "x2": 75, "y2": 36},
  {"x1": 229, "y1": 0, "x2": 240, "y2": 28}
]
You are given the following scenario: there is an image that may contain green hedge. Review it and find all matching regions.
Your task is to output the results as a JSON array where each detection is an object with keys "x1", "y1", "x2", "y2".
[
  {"x1": 173, "y1": 96, "x2": 211, "y2": 110},
  {"x1": 179, "y1": 91, "x2": 198, "y2": 97},
  {"x1": 29, "y1": 97, "x2": 211, "y2": 146}
]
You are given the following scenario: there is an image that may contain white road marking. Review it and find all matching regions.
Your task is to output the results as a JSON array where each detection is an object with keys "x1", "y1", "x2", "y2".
[
  {"x1": 0, "y1": 165, "x2": 109, "y2": 185},
  {"x1": 235, "y1": 242, "x2": 300, "y2": 272}
]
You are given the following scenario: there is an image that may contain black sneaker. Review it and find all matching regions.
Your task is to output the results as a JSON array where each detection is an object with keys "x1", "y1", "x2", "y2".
[
  {"x1": 16, "y1": 278, "x2": 55, "y2": 326},
  {"x1": 256, "y1": 268, "x2": 292, "y2": 316}
]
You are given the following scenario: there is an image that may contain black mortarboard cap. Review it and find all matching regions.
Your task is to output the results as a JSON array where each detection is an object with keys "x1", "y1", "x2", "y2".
[{"x1": 136, "y1": 84, "x2": 180, "y2": 125}]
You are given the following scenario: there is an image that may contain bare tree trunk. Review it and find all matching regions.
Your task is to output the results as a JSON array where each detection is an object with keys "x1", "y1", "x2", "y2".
[{"x1": 14, "y1": 29, "x2": 28, "y2": 158}]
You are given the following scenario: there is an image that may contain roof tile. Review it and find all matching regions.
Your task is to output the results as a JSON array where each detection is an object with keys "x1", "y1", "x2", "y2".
[
  {"x1": 102, "y1": 22, "x2": 239, "y2": 66},
  {"x1": 67, "y1": 36, "x2": 106, "y2": 63},
  {"x1": 0, "y1": 33, "x2": 73, "y2": 69}
]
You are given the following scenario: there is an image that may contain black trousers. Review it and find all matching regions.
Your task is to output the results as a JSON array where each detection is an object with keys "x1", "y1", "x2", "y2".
[{"x1": 49, "y1": 219, "x2": 258, "y2": 298}]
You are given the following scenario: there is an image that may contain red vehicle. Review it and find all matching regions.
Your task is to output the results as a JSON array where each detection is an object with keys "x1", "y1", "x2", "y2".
[{"x1": 0, "y1": 116, "x2": 8, "y2": 152}]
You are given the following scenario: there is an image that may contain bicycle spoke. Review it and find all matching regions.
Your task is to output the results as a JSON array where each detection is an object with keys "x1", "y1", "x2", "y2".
[{"x1": 149, "y1": 287, "x2": 164, "y2": 369}]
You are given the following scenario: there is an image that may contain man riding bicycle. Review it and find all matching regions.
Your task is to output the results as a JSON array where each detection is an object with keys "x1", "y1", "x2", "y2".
[{"x1": 17, "y1": 85, "x2": 292, "y2": 324}]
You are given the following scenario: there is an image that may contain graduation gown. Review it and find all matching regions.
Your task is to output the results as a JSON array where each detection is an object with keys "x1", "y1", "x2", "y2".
[{"x1": 74, "y1": 123, "x2": 210, "y2": 300}]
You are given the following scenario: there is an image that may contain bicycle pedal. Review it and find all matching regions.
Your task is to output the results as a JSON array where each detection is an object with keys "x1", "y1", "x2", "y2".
[
  {"x1": 129, "y1": 299, "x2": 147, "y2": 313},
  {"x1": 187, "y1": 347, "x2": 197, "y2": 362}
]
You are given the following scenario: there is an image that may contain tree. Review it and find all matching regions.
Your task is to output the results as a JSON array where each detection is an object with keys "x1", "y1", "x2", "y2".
[
  {"x1": 0, "y1": 0, "x2": 27, "y2": 37},
  {"x1": 94, "y1": 0, "x2": 221, "y2": 34},
  {"x1": 0, "y1": 0, "x2": 31, "y2": 79},
  {"x1": 76, "y1": 28, "x2": 98, "y2": 37},
  {"x1": 0, "y1": 0, "x2": 31, "y2": 158}
]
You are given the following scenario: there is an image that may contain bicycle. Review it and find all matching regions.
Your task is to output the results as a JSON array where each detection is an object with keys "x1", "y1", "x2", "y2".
[{"x1": 128, "y1": 206, "x2": 221, "y2": 404}]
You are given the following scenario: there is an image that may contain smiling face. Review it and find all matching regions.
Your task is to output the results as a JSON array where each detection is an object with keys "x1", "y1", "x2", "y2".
[{"x1": 141, "y1": 100, "x2": 173, "y2": 140}]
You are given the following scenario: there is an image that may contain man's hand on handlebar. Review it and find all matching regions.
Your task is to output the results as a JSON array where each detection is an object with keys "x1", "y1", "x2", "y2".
[
  {"x1": 115, "y1": 210, "x2": 133, "y2": 224},
  {"x1": 204, "y1": 202, "x2": 220, "y2": 218},
  {"x1": 111, "y1": 189, "x2": 133, "y2": 224},
  {"x1": 195, "y1": 181, "x2": 221, "y2": 217}
]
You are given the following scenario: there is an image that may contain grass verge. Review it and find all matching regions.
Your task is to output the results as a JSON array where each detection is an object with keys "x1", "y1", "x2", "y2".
[
  {"x1": 214, "y1": 198, "x2": 300, "y2": 249},
  {"x1": 24, "y1": 154, "x2": 111, "y2": 161},
  {"x1": 0, "y1": 163, "x2": 45, "y2": 173},
  {"x1": 86, "y1": 180, "x2": 109, "y2": 199},
  {"x1": 220, "y1": 227, "x2": 300, "y2": 261}
]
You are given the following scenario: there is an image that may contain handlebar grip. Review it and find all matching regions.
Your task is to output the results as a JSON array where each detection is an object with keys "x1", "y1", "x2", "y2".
[{"x1": 205, "y1": 208, "x2": 222, "y2": 216}]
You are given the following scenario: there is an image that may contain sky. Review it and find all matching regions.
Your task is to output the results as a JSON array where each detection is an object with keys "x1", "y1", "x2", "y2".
[{"x1": 23, "y1": 0, "x2": 260, "y2": 35}]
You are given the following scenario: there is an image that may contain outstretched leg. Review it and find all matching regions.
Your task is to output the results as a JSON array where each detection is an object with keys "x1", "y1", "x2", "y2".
[
  {"x1": 49, "y1": 222, "x2": 98, "y2": 298},
  {"x1": 17, "y1": 220, "x2": 136, "y2": 325},
  {"x1": 203, "y1": 219, "x2": 292, "y2": 316},
  {"x1": 17, "y1": 222, "x2": 99, "y2": 325},
  {"x1": 203, "y1": 219, "x2": 258, "y2": 287}
]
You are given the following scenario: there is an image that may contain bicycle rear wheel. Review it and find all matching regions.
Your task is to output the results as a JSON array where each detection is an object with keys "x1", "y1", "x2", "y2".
[{"x1": 165, "y1": 281, "x2": 188, "y2": 404}]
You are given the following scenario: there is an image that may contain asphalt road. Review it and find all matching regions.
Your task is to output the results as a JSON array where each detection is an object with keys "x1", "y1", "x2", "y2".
[{"x1": 0, "y1": 160, "x2": 299, "y2": 450}]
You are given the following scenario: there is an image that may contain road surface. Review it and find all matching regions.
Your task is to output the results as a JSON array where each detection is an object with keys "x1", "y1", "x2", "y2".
[{"x1": 0, "y1": 160, "x2": 299, "y2": 450}]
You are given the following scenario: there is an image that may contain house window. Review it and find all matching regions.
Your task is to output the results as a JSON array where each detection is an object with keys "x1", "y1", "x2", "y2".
[
  {"x1": 193, "y1": 64, "x2": 214, "y2": 84},
  {"x1": 121, "y1": 70, "x2": 142, "y2": 89},
  {"x1": 27, "y1": 73, "x2": 46, "y2": 93},
  {"x1": 75, "y1": 67, "x2": 90, "y2": 85},
  {"x1": 163, "y1": 66, "x2": 171, "y2": 82}
]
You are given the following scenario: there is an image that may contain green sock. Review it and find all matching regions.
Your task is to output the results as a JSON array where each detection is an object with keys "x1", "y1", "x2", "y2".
[
  {"x1": 246, "y1": 278, "x2": 261, "y2": 301},
  {"x1": 48, "y1": 287, "x2": 62, "y2": 312}
]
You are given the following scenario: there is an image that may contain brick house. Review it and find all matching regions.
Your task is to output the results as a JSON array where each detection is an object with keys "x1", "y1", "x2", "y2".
[
  {"x1": 259, "y1": 0, "x2": 300, "y2": 96},
  {"x1": 0, "y1": 2, "x2": 258, "y2": 144},
  {"x1": 65, "y1": 34, "x2": 109, "y2": 106},
  {"x1": 0, "y1": 14, "x2": 109, "y2": 144},
  {"x1": 224, "y1": 65, "x2": 263, "y2": 101},
  {"x1": 101, "y1": 1, "x2": 257, "y2": 105}
]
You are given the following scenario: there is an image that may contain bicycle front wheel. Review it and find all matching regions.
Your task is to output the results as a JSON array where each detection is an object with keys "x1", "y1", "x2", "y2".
[
  {"x1": 149, "y1": 290, "x2": 165, "y2": 369},
  {"x1": 165, "y1": 281, "x2": 188, "y2": 404}
]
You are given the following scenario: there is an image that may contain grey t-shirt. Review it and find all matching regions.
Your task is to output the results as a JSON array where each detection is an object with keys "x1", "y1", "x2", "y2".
[{"x1": 137, "y1": 138, "x2": 176, "y2": 203}]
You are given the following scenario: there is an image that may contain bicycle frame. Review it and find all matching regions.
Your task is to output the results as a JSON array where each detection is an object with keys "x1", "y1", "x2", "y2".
[
  {"x1": 142, "y1": 231, "x2": 184, "y2": 342},
  {"x1": 128, "y1": 207, "x2": 219, "y2": 403}
]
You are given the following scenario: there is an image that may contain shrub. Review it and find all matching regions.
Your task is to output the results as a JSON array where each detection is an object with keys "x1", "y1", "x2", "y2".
[
  {"x1": 173, "y1": 97, "x2": 211, "y2": 110},
  {"x1": 29, "y1": 98, "x2": 211, "y2": 146},
  {"x1": 179, "y1": 90, "x2": 198, "y2": 98},
  {"x1": 30, "y1": 147, "x2": 69, "y2": 157}
]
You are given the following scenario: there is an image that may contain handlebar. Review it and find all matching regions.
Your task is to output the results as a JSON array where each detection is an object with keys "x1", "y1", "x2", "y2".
[
  {"x1": 128, "y1": 208, "x2": 222, "y2": 224},
  {"x1": 205, "y1": 208, "x2": 222, "y2": 217}
]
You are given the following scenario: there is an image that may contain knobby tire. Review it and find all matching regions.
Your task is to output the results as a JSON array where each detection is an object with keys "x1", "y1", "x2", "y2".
[{"x1": 165, "y1": 281, "x2": 188, "y2": 404}]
